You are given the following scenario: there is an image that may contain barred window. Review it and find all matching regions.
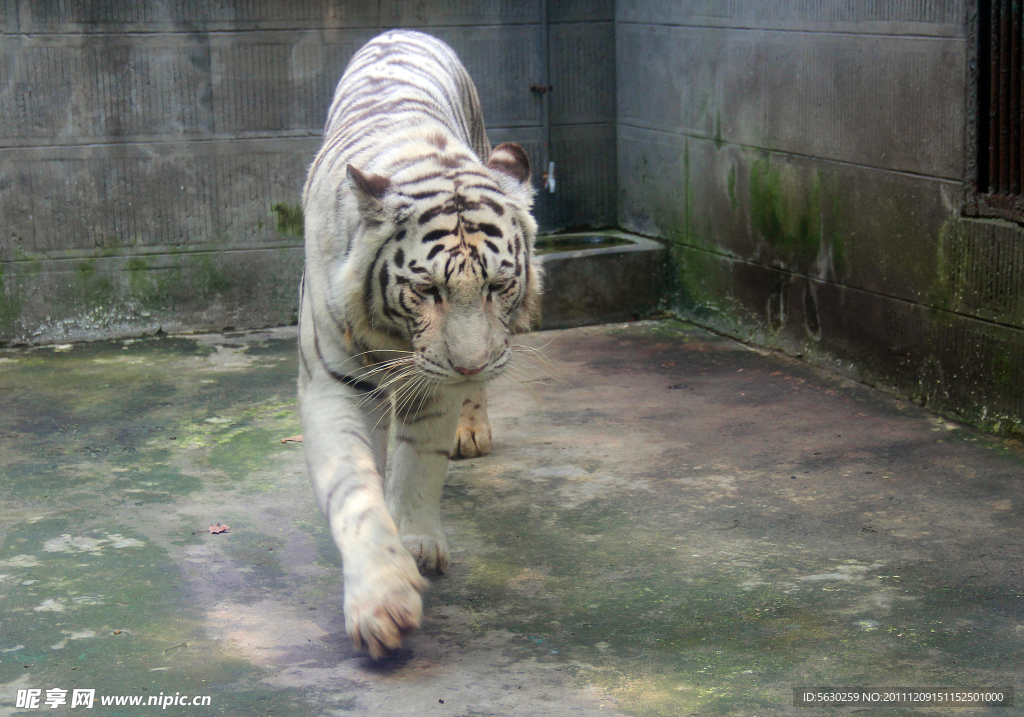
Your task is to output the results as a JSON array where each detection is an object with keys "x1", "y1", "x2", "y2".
[{"x1": 968, "y1": 0, "x2": 1024, "y2": 222}]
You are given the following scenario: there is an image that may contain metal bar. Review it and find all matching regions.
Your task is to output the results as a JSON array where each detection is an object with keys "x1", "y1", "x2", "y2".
[
  {"x1": 540, "y1": 0, "x2": 550, "y2": 188},
  {"x1": 977, "y1": 0, "x2": 993, "y2": 197},
  {"x1": 989, "y1": 0, "x2": 1002, "y2": 193},
  {"x1": 1012, "y1": 0, "x2": 1021, "y2": 193},
  {"x1": 1018, "y1": 0, "x2": 1024, "y2": 194},
  {"x1": 1000, "y1": 0, "x2": 1011, "y2": 193}
]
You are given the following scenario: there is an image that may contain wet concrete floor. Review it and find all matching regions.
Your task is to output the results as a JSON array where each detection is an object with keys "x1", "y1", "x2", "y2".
[{"x1": 1, "y1": 320, "x2": 1022, "y2": 716}]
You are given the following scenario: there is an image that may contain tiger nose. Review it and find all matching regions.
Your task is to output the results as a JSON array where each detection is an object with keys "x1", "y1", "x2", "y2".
[{"x1": 454, "y1": 365, "x2": 483, "y2": 376}]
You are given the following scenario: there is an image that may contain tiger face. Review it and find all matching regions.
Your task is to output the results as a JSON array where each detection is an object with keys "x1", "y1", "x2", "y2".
[{"x1": 344, "y1": 142, "x2": 540, "y2": 387}]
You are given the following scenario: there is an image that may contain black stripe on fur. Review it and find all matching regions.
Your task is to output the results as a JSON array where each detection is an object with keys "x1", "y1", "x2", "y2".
[{"x1": 313, "y1": 326, "x2": 378, "y2": 394}]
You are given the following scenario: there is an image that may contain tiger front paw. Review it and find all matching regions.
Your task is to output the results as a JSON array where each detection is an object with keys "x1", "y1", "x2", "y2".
[
  {"x1": 344, "y1": 548, "x2": 428, "y2": 659},
  {"x1": 453, "y1": 421, "x2": 491, "y2": 458},
  {"x1": 401, "y1": 532, "x2": 450, "y2": 575},
  {"x1": 452, "y1": 387, "x2": 491, "y2": 459}
]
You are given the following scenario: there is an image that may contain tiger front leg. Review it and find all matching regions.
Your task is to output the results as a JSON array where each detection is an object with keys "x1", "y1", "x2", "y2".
[
  {"x1": 300, "y1": 375, "x2": 427, "y2": 658},
  {"x1": 453, "y1": 384, "x2": 491, "y2": 458},
  {"x1": 386, "y1": 388, "x2": 467, "y2": 574}
]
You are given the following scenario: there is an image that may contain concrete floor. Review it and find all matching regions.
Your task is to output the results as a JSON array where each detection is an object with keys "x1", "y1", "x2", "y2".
[{"x1": 1, "y1": 320, "x2": 1022, "y2": 717}]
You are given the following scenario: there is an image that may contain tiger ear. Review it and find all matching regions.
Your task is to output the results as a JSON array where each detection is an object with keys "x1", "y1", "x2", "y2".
[
  {"x1": 347, "y1": 164, "x2": 391, "y2": 218},
  {"x1": 487, "y1": 143, "x2": 532, "y2": 203}
]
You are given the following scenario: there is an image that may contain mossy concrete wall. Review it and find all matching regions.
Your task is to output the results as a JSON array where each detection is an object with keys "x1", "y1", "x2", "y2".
[
  {"x1": 617, "y1": 1, "x2": 1024, "y2": 437},
  {"x1": 0, "y1": 0, "x2": 616, "y2": 345},
  {"x1": 8, "y1": 1, "x2": 1022, "y2": 438}
]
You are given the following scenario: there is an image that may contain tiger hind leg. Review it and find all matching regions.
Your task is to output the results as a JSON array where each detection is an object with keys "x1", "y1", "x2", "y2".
[{"x1": 452, "y1": 384, "x2": 491, "y2": 458}]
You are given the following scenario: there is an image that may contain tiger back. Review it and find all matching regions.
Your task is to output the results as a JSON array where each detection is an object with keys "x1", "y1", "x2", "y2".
[{"x1": 298, "y1": 30, "x2": 541, "y2": 658}]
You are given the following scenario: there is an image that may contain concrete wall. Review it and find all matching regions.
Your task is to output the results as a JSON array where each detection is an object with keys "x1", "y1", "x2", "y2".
[
  {"x1": 6, "y1": 0, "x2": 1020, "y2": 436},
  {"x1": 617, "y1": 0, "x2": 1024, "y2": 436},
  {"x1": 0, "y1": 0, "x2": 615, "y2": 344}
]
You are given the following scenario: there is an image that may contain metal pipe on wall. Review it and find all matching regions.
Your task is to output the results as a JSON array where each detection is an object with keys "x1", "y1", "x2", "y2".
[{"x1": 540, "y1": 0, "x2": 555, "y2": 193}]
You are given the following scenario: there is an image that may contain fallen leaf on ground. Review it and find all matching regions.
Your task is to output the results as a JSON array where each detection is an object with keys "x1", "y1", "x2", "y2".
[
  {"x1": 208, "y1": 523, "x2": 229, "y2": 534},
  {"x1": 281, "y1": 434, "x2": 303, "y2": 444}
]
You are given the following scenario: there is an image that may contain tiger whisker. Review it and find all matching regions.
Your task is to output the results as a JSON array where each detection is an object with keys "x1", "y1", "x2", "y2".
[
  {"x1": 371, "y1": 372, "x2": 427, "y2": 435},
  {"x1": 504, "y1": 361, "x2": 547, "y2": 383},
  {"x1": 511, "y1": 343, "x2": 562, "y2": 372},
  {"x1": 352, "y1": 358, "x2": 415, "y2": 381},
  {"x1": 367, "y1": 400, "x2": 392, "y2": 439},
  {"x1": 506, "y1": 360, "x2": 558, "y2": 392},
  {"x1": 389, "y1": 375, "x2": 419, "y2": 415},
  {"x1": 355, "y1": 367, "x2": 418, "y2": 408},
  {"x1": 342, "y1": 349, "x2": 415, "y2": 366},
  {"x1": 357, "y1": 374, "x2": 413, "y2": 407},
  {"x1": 507, "y1": 351, "x2": 565, "y2": 386},
  {"x1": 349, "y1": 364, "x2": 410, "y2": 385},
  {"x1": 510, "y1": 344, "x2": 557, "y2": 364},
  {"x1": 508, "y1": 353, "x2": 566, "y2": 385},
  {"x1": 351, "y1": 352, "x2": 414, "y2": 368},
  {"x1": 504, "y1": 367, "x2": 547, "y2": 386},
  {"x1": 390, "y1": 373, "x2": 434, "y2": 429},
  {"x1": 510, "y1": 338, "x2": 557, "y2": 358},
  {"x1": 409, "y1": 375, "x2": 438, "y2": 415},
  {"x1": 369, "y1": 377, "x2": 413, "y2": 435},
  {"x1": 495, "y1": 367, "x2": 545, "y2": 406},
  {"x1": 370, "y1": 395, "x2": 397, "y2": 435},
  {"x1": 377, "y1": 366, "x2": 421, "y2": 391},
  {"x1": 410, "y1": 374, "x2": 438, "y2": 419}
]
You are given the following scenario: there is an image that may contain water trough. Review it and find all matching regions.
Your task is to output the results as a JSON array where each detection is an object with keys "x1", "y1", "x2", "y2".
[{"x1": 535, "y1": 230, "x2": 668, "y2": 329}]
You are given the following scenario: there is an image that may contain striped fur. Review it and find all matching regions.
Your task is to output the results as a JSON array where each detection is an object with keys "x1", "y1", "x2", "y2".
[{"x1": 298, "y1": 30, "x2": 540, "y2": 658}]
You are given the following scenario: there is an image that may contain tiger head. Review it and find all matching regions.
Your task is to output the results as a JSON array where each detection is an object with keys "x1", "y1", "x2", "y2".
[{"x1": 342, "y1": 142, "x2": 541, "y2": 386}]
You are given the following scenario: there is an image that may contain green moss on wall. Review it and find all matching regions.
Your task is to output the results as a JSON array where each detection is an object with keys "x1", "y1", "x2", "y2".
[
  {"x1": 272, "y1": 203, "x2": 304, "y2": 238},
  {"x1": 653, "y1": 139, "x2": 1024, "y2": 441},
  {"x1": 190, "y1": 254, "x2": 231, "y2": 296},
  {"x1": 124, "y1": 253, "x2": 232, "y2": 312},
  {"x1": 76, "y1": 261, "x2": 114, "y2": 306},
  {"x1": 672, "y1": 244, "x2": 736, "y2": 329},
  {"x1": 682, "y1": 140, "x2": 692, "y2": 244},
  {"x1": 727, "y1": 163, "x2": 738, "y2": 212},
  {"x1": 831, "y1": 227, "x2": 846, "y2": 278},
  {"x1": 94, "y1": 235, "x2": 136, "y2": 258},
  {"x1": 27, "y1": 261, "x2": 42, "y2": 279},
  {"x1": 126, "y1": 256, "x2": 163, "y2": 310},
  {"x1": 930, "y1": 217, "x2": 957, "y2": 311},
  {"x1": 749, "y1": 155, "x2": 821, "y2": 268},
  {"x1": 0, "y1": 264, "x2": 22, "y2": 333}
]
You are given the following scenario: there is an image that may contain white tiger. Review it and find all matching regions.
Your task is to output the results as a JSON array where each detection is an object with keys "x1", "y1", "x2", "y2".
[{"x1": 298, "y1": 30, "x2": 541, "y2": 658}]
